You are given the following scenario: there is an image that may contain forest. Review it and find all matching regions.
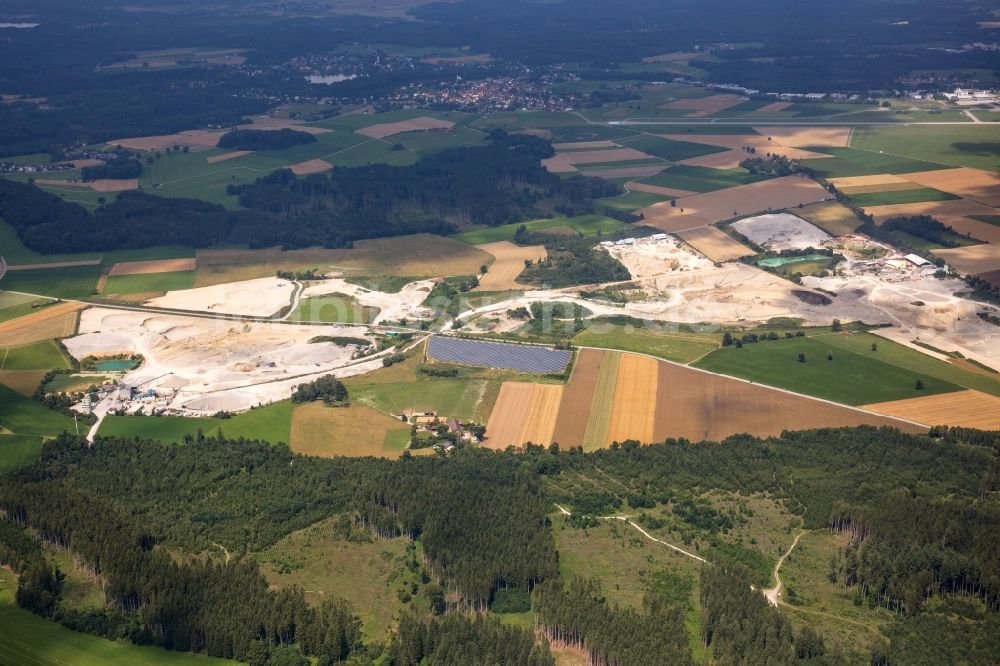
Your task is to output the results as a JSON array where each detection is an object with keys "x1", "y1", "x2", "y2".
[
  {"x1": 0, "y1": 132, "x2": 621, "y2": 253},
  {"x1": 0, "y1": 425, "x2": 996, "y2": 664}
]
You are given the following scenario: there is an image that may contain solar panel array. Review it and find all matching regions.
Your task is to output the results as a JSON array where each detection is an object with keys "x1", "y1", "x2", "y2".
[{"x1": 427, "y1": 336, "x2": 571, "y2": 374}]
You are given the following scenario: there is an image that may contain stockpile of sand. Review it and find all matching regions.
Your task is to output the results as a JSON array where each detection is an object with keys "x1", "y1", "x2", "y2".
[{"x1": 145, "y1": 277, "x2": 295, "y2": 318}]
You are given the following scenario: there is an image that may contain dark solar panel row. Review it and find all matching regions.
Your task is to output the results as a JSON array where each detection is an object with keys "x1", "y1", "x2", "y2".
[{"x1": 427, "y1": 336, "x2": 571, "y2": 374}]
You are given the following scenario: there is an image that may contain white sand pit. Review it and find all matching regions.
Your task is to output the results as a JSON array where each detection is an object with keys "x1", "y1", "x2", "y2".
[
  {"x1": 68, "y1": 308, "x2": 377, "y2": 415},
  {"x1": 731, "y1": 213, "x2": 832, "y2": 251},
  {"x1": 302, "y1": 278, "x2": 435, "y2": 325},
  {"x1": 608, "y1": 236, "x2": 714, "y2": 279},
  {"x1": 145, "y1": 277, "x2": 295, "y2": 317}
]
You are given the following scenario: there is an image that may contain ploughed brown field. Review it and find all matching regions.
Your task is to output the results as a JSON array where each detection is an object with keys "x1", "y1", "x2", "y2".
[{"x1": 485, "y1": 349, "x2": 923, "y2": 448}]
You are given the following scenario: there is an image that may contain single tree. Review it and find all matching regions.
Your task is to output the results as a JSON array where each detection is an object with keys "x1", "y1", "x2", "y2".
[{"x1": 797, "y1": 352, "x2": 806, "y2": 363}]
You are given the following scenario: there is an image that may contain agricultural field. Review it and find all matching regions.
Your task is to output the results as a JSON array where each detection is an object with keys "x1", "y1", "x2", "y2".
[
  {"x1": 291, "y1": 294, "x2": 380, "y2": 324},
  {"x1": 795, "y1": 200, "x2": 862, "y2": 236},
  {"x1": 863, "y1": 390, "x2": 1000, "y2": 430},
  {"x1": 638, "y1": 165, "x2": 770, "y2": 193},
  {"x1": 0, "y1": 383, "x2": 75, "y2": 437},
  {"x1": 451, "y1": 215, "x2": 628, "y2": 244},
  {"x1": 0, "y1": 301, "x2": 84, "y2": 347},
  {"x1": 803, "y1": 147, "x2": 950, "y2": 179},
  {"x1": 0, "y1": 434, "x2": 43, "y2": 475},
  {"x1": 847, "y1": 187, "x2": 958, "y2": 207},
  {"x1": 849, "y1": 125, "x2": 1000, "y2": 172},
  {"x1": 0, "y1": 265, "x2": 101, "y2": 299},
  {"x1": 572, "y1": 323, "x2": 718, "y2": 364},
  {"x1": 97, "y1": 401, "x2": 293, "y2": 444},
  {"x1": 598, "y1": 189, "x2": 671, "y2": 212},
  {"x1": 692, "y1": 333, "x2": 980, "y2": 406},
  {"x1": 101, "y1": 270, "x2": 196, "y2": 297},
  {"x1": 289, "y1": 402, "x2": 410, "y2": 458},
  {"x1": 0, "y1": 340, "x2": 70, "y2": 372},
  {"x1": 193, "y1": 235, "x2": 491, "y2": 287},
  {"x1": 676, "y1": 226, "x2": 755, "y2": 261},
  {"x1": 475, "y1": 241, "x2": 547, "y2": 291}
]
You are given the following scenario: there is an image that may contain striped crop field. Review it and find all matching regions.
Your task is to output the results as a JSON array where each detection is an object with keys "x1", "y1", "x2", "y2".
[{"x1": 484, "y1": 351, "x2": 925, "y2": 449}]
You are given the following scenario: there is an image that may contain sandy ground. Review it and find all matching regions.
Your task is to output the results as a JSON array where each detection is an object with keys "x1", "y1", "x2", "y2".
[
  {"x1": 356, "y1": 116, "x2": 454, "y2": 139},
  {"x1": 863, "y1": 390, "x2": 1000, "y2": 430},
  {"x1": 66, "y1": 308, "x2": 379, "y2": 414},
  {"x1": 803, "y1": 270, "x2": 1000, "y2": 370},
  {"x1": 661, "y1": 94, "x2": 746, "y2": 117},
  {"x1": 640, "y1": 176, "x2": 832, "y2": 231},
  {"x1": 289, "y1": 159, "x2": 333, "y2": 175},
  {"x1": 900, "y1": 168, "x2": 1000, "y2": 207},
  {"x1": 303, "y1": 278, "x2": 434, "y2": 325},
  {"x1": 731, "y1": 213, "x2": 832, "y2": 251},
  {"x1": 585, "y1": 165, "x2": 667, "y2": 179},
  {"x1": 476, "y1": 241, "x2": 547, "y2": 290},
  {"x1": 109, "y1": 258, "x2": 196, "y2": 276},
  {"x1": 752, "y1": 127, "x2": 852, "y2": 148},
  {"x1": 627, "y1": 182, "x2": 697, "y2": 198},
  {"x1": 561, "y1": 147, "x2": 654, "y2": 165},
  {"x1": 608, "y1": 236, "x2": 714, "y2": 278},
  {"x1": 145, "y1": 277, "x2": 296, "y2": 318},
  {"x1": 207, "y1": 151, "x2": 251, "y2": 164},
  {"x1": 677, "y1": 227, "x2": 756, "y2": 262}
]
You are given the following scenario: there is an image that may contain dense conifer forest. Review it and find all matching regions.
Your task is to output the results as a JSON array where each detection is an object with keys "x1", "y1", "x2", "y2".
[
  {"x1": 217, "y1": 129, "x2": 317, "y2": 152},
  {"x1": 0, "y1": 426, "x2": 997, "y2": 663}
]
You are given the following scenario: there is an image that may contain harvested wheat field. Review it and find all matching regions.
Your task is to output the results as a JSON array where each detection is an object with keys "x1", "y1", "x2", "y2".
[
  {"x1": 679, "y1": 151, "x2": 746, "y2": 170},
  {"x1": 582, "y1": 351, "x2": 621, "y2": 450},
  {"x1": 519, "y1": 384, "x2": 565, "y2": 445},
  {"x1": 900, "y1": 168, "x2": 1000, "y2": 207},
  {"x1": 0, "y1": 302, "x2": 84, "y2": 347},
  {"x1": 475, "y1": 241, "x2": 547, "y2": 290},
  {"x1": 562, "y1": 148, "x2": 654, "y2": 165},
  {"x1": 552, "y1": 141, "x2": 617, "y2": 150},
  {"x1": 828, "y1": 174, "x2": 913, "y2": 189},
  {"x1": 662, "y1": 134, "x2": 831, "y2": 163},
  {"x1": 626, "y1": 182, "x2": 697, "y2": 198},
  {"x1": 640, "y1": 176, "x2": 831, "y2": 231},
  {"x1": 541, "y1": 154, "x2": 579, "y2": 174},
  {"x1": 933, "y1": 244, "x2": 1000, "y2": 275},
  {"x1": 867, "y1": 200, "x2": 1000, "y2": 243},
  {"x1": 752, "y1": 126, "x2": 852, "y2": 148},
  {"x1": 584, "y1": 165, "x2": 667, "y2": 179},
  {"x1": 662, "y1": 94, "x2": 746, "y2": 117},
  {"x1": 195, "y1": 235, "x2": 492, "y2": 287},
  {"x1": 289, "y1": 159, "x2": 333, "y2": 175},
  {"x1": 110, "y1": 129, "x2": 224, "y2": 151},
  {"x1": 863, "y1": 390, "x2": 1000, "y2": 430},
  {"x1": 651, "y1": 362, "x2": 922, "y2": 442},
  {"x1": 795, "y1": 201, "x2": 861, "y2": 236},
  {"x1": 551, "y1": 349, "x2": 604, "y2": 446},
  {"x1": 108, "y1": 258, "x2": 196, "y2": 276},
  {"x1": 677, "y1": 226, "x2": 755, "y2": 262},
  {"x1": 483, "y1": 382, "x2": 565, "y2": 448},
  {"x1": 207, "y1": 150, "x2": 251, "y2": 164},
  {"x1": 751, "y1": 102, "x2": 792, "y2": 114},
  {"x1": 606, "y1": 354, "x2": 658, "y2": 444},
  {"x1": 356, "y1": 116, "x2": 454, "y2": 139},
  {"x1": 290, "y1": 402, "x2": 411, "y2": 458}
]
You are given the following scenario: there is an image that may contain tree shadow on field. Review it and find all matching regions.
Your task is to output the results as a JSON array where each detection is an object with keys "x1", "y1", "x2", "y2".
[{"x1": 952, "y1": 142, "x2": 1000, "y2": 158}]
